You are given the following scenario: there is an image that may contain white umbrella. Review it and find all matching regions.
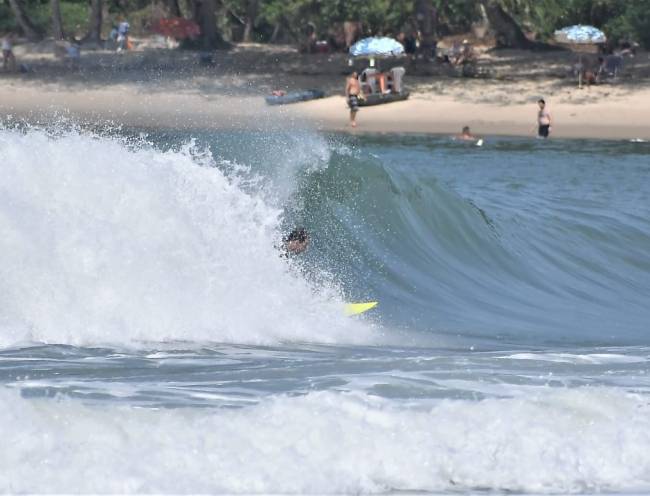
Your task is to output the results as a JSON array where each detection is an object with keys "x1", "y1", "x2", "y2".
[
  {"x1": 349, "y1": 37, "x2": 405, "y2": 58},
  {"x1": 554, "y1": 25, "x2": 606, "y2": 45},
  {"x1": 554, "y1": 25, "x2": 607, "y2": 88}
]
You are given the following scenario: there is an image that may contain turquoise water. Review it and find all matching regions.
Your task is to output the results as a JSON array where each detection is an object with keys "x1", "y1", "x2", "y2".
[{"x1": 0, "y1": 126, "x2": 649, "y2": 493}]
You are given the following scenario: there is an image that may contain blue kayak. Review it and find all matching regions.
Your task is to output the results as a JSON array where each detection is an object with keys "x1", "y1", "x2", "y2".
[{"x1": 265, "y1": 89, "x2": 325, "y2": 105}]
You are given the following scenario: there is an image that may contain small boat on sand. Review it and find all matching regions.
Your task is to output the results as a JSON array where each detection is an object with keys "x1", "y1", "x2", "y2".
[
  {"x1": 349, "y1": 37, "x2": 409, "y2": 107},
  {"x1": 358, "y1": 91, "x2": 410, "y2": 106},
  {"x1": 357, "y1": 66, "x2": 409, "y2": 106},
  {"x1": 265, "y1": 89, "x2": 325, "y2": 106}
]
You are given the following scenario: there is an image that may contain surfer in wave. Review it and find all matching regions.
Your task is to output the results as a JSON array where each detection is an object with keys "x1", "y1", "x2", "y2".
[{"x1": 283, "y1": 227, "x2": 310, "y2": 255}]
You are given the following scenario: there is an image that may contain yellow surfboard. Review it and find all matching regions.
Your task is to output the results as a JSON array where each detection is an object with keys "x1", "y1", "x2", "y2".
[{"x1": 344, "y1": 301, "x2": 378, "y2": 317}]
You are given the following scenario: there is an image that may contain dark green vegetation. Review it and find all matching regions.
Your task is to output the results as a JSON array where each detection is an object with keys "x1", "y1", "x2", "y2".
[{"x1": 2, "y1": 0, "x2": 649, "y2": 49}]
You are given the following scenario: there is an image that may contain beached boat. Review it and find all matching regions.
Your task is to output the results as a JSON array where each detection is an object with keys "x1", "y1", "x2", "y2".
[
  {"x1": 358, "y1": 91, "x2": 410, "y2": 106},
  {"x1": 265, "y1": 89, "x2": 325, "y2": 106}
]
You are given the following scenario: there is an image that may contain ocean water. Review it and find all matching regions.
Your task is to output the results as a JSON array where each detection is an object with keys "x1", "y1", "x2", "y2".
[{"x1": 1, "y1": 125, "x2": 650, "y2": 493}]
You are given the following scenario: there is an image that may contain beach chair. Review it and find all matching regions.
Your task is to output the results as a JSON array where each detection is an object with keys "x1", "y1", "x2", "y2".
[
  {"x1": 387, "y1": 67, "x2": 406, "y2": 93},
  {"x1": 360, "y1": 68, "x2": 379, "y2": 94}
]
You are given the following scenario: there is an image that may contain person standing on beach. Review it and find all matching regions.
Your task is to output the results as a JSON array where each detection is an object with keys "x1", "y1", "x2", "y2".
[
  {"x1": 537, "y1": 99, "x2": 552, "y2": 139},
  {"x1": 117, "y1": 19, "x2": 130, "y2": 52},
  {"x1": 2, "y1": 34, "x2": 16, "y2": 72},
  {"x1": 345, "y1": 71, "x2": 361, "y2": 128}
]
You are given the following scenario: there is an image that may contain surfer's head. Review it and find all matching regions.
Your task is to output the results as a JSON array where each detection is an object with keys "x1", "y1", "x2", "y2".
[{"x1": 284, "y1": 228, "x2": 309, "y2": 254}]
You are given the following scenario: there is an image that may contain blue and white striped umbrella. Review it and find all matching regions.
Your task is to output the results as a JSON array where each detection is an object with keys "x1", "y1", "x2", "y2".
[
  {"x1": 554, "y1": 25, "x2": 606, "y2": 45},
  {"x1": 349, "y1": 37, "x2": 405, "y2": 58}
]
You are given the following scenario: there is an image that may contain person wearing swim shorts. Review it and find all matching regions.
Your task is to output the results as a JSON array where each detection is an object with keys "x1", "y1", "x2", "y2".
[
  {"x1": 345, "y1": 71, "x2": 361, "y2": 127},
  {"x1": 537, "y1": 99, "x2": 552, "y2": 139}
]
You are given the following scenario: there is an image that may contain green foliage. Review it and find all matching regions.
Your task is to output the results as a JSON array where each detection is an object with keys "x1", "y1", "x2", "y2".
[
  {"x1": 1, "y1": 0, "x2": 87, "y2": 37},
  {"x1": 59, "y1": 2, "x2": 91, "y2": 36},
  {"x1": 603, "y1": 0, "x2": 650, "y2": 48},
  {"x1": 483, "y1": 0, "x2": 650, "y2": 47},
  {"x1": 3, "y1": 0, "x2": 650, "y2": 49},
  {"x1": 258, "y1": 0, "x2": 416, "y2": 37},
  {"x1": 433, "y1": 0, "x2": 479, "y2": 34},
  {"x1": 27, "y1": 1, "x2": 88, "y2": 36},
  {"x1": 0, "y1": 3, "x2": 18, "y2": 33}
]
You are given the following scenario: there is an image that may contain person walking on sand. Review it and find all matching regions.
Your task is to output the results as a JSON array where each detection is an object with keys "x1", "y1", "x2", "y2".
[
  {"x1": 345, "y1": 71, "x2": 361, "y2": 128},
  {"x1": 537, "y1": 99, "x2": 552, "y2": 139},
  {"x1": 2, "y1": 34, "x2": 16, "y2": 72}
]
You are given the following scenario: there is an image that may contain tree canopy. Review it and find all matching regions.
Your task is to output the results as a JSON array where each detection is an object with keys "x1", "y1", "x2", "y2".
[{"x1": 1, "y1": 0, "x2": 649, "y2": 49}]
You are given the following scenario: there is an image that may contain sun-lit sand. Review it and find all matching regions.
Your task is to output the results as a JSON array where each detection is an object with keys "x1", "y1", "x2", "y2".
[{"x1": 2, "y1": 41, "x2": 649, "y2": 139}]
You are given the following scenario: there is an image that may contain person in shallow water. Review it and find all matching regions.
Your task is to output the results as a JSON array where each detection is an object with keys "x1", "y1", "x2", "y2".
[
  {"x1": 457, "y1": 126, "x2": 476, "y2": 140},
  {"x1": 284, "y1": 228, "x2": 309, "y2": 255},
  {"x1": 537, "y1": 99, "x2": 552, "y2": 139}
]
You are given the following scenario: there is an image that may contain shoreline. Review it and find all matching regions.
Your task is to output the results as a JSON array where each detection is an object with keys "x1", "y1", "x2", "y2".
[
  {"x1": 2, "y1": 43, "x2": 650, "y2": 140},
  {"x1": 2, "y1": 74, "x2": 650, "y2": 141},
  {"x1": 293, "y1": 95, "x2": 650, "y2": 140}
]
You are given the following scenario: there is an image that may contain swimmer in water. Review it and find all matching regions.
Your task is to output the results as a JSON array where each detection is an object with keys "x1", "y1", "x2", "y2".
[
  {"x1": 457, "y1": 126, "x2": 476, "y2": 141},
  {"x1": 455, "y1": 126, "x2": 483, "y2": 146}
]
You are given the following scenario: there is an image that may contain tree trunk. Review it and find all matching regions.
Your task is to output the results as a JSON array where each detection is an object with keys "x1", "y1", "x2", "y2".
[
  {"x1": 481, "y1": 0, "x2": 533, "y2": 49},
  {"x1": 269, "y1": 22, "x2": 282, "y2": 43},
  {"x1": 190, "y1": 0, "x2": 201, "y2": 22},
  {"x1": 343, "y1": 21, "x2": 361, "y2": 49},
  {"x1": 168, "y1": 0, "x2": 181, "y2": 17},
  {"x1": 242, "y1": 0, "x2": 258, "y2": 42},
  {"x1": 197, "y1": 0, "x2": 226, "y2": 49},
  {"x1": 51, "y1": 0, "x2": 64, "y2": 39},
  {"x1": 85, "y1": 0, "x2": 103, "y2": 43},
  {"x1": 7, "y1": 0, "x2": 42, "y2": 40},
  {"x1": 414, "y1": 0, "x2": 435, "y2": 57}
]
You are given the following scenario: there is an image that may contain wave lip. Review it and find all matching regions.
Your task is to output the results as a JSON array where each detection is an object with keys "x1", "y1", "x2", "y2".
[{"x1": 0, "y1": 127, "x2": 372, "y2": 348}]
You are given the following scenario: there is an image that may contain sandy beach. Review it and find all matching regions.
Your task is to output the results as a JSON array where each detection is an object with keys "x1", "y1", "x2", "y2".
[{"x1": 1, "y1": 42, "x2": 649, "y2": 139}]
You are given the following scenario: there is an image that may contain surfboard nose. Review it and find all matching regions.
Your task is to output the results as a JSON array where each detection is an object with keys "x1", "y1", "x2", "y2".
[{"x1": 344, "y1": 302, "x2": 378, "y2": 316}]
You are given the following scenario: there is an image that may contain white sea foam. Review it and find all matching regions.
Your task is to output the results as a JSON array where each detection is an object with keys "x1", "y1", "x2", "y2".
[
  {"x1": 1, "y1": 387, "x2": 649, "y2": 493},
  {"x1": 503, "y1": 352, "x2": 648, "y2": 364},
  {"x1": 0, "y1": 127, "x2": 373, "y2": 347}
]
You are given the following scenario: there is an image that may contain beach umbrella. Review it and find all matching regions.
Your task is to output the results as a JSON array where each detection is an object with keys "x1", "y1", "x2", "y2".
[
  {"x1": 152, "y1": 18, "x2": 201, "y2": 40},
  {"x1": 554, "y1": 25, "x2": 606, "y2": 45},
  {"x1": 554, "y1": 25, "x2": 606, "y2": 88},
  {"x1": 349, "y1": 37, "x2": 405, "y2": 58}
]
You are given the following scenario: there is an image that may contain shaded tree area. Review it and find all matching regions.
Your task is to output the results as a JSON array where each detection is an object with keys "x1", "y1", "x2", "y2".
[{"x1": 1, "y1": 0, "x2": 649, "y2": 49}]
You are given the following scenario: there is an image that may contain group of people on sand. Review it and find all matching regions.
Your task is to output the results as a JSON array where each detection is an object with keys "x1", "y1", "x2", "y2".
[{"x1": 346, "y1": 69, "x2": 552, "y2": 140}]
